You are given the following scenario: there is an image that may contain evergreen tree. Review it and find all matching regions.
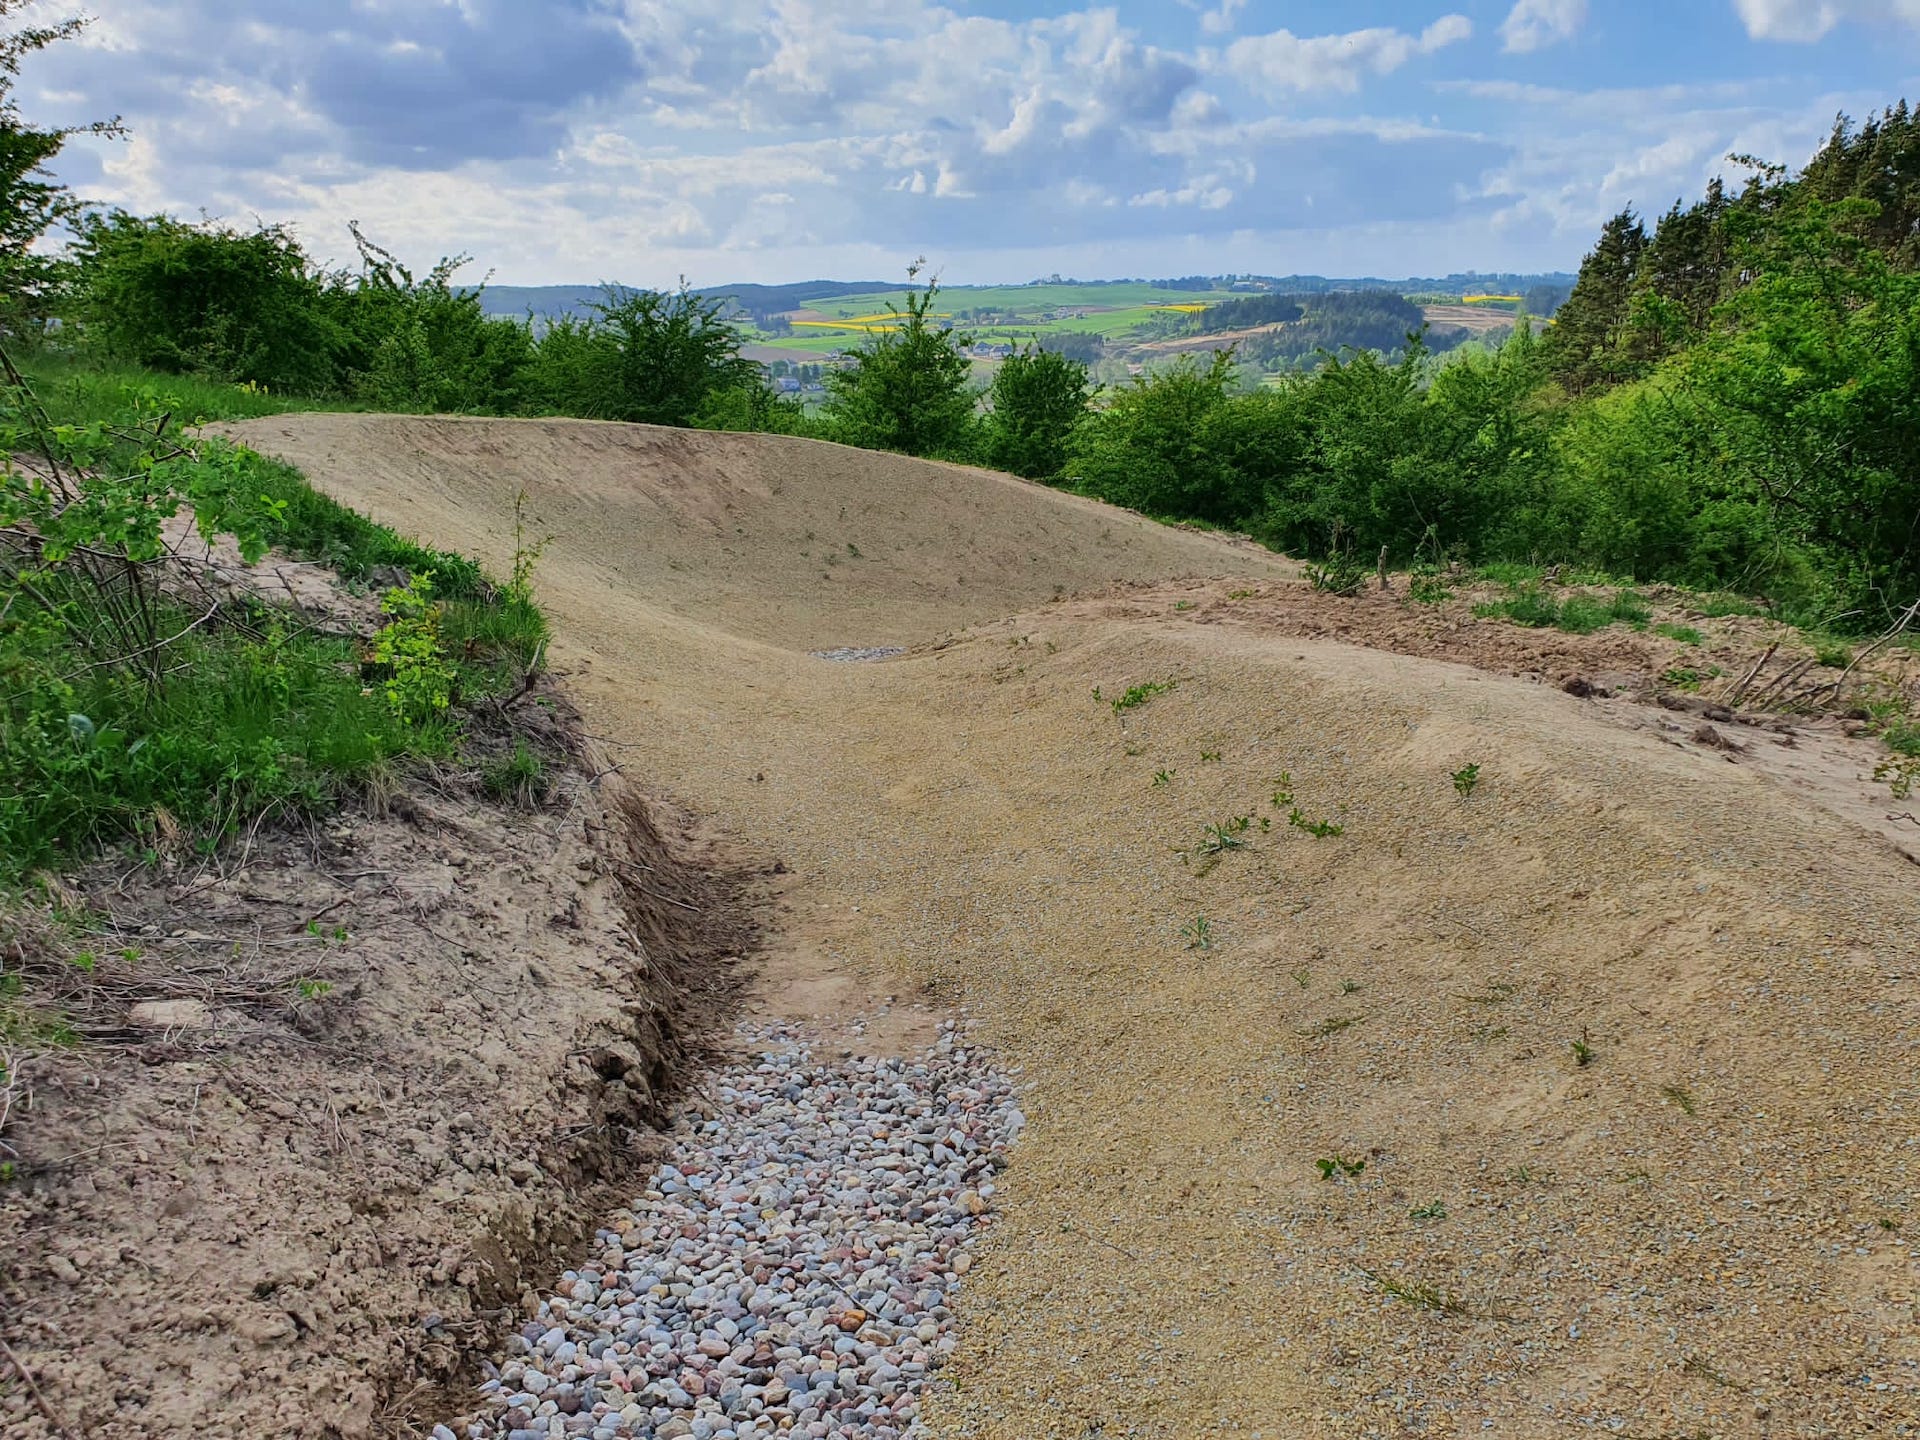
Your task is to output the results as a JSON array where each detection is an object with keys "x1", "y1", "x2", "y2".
[
  {"x1": 824, "y1": 265, "x2": 978, "y2": 459},
  {"x1": 1544, "y1": 209, "x2": 1647, "y2": 393}
]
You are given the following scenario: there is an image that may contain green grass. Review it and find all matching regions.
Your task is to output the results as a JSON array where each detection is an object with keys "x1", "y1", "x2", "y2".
[
  {"x1": 15, "y1": 352, "x2": 343, "y2": 426},
  {"x1": 1475, "y1": 586, "x2": 1651, "y2": 635},
  {"x1": 0, "y1": 608, "x2": 444, "y2": 879},
  {"x1": 1654, "y1": 622, "x2": 1703, "y2": 645},
  {"x1": 0, "y1": 358, "x2": 544, "y2": 884}
]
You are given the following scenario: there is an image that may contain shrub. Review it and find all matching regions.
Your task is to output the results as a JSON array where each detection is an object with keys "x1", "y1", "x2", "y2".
[
  {"x1": 986, "y1": 344, "x2": 1090, "y2": 480},
  {"x1": 824, "y1": 265, "x2": 979, "y2": 459}
]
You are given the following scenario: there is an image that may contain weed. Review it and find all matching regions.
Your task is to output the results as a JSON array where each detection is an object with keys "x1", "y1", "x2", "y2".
[
  {"x1": 1288, "y1": 808, "x2": 1344, "y2": 839},
  {"x1": 1340, "y1": 979, "x2": 1362, "y2": 995},
  {"x1": 504, "y1": 489, "x2": 553, "y2": 608},
  {"x1": 1874, "y1": 757, "x2": 1917, "y2": 800},
  {"x1": 1315, "y1": 1155, "x2": 1366, "y2": 1180},
  {"x1": 370, "y1": 573, "x2": 458, "y2": 724},
  {"x1": 1475, "y1": 588, "x2": 1559, "y2": 628},
  {"x1": 1409, "y1": 1200, "x2": 1448, "y2": 1221},
  {"x1": 1199, "y1": 748, "x2": 1222, "y2": 763},
  {"x1": 1292, "y1": 968, "x2": 1312, "y2": 989},
  {"x1": 1270, "y1": 772, "x2": 1295, "y2": 808},
  {"x1": 1507, "y1": 1165, "x2": 1540, "y2": 1184},
  {"x1": 1662, "y1": 666, "x2": 1705, "y2": 692},
  {"x1": 1696, "y1": 593, "x2": 1761, "y2": 618},
  {"x1": 482, "y1": 740, "x2": 548, "y2": 808},
  {"x1": 1681, "y1": 1355, "x2": 1743, "y2": 1391},
  {"x1": 1460, "y1": 982, "x2": 1516, "y2": 1006},
  {"x1": 1180, "y1": 916, "x2": 1213, "y2": 951},
  {"x1": 1451, "y1": 763, "x2": 1481, "y2": 797},
  {"x1": 1409, "y1": 573, "x2": 1453, "y2": 605},
  {"x1": 1661, "y1": 1084, "x2": 1698, "y2": 1116},
  {"x1": 1478, "y1": 587, "x2": 1650, "y2": 635},
  {"x1": 1356, "y1": 1267, "x2": 1472, "y2": 1316},
  {"x1": 1304, "y1": 1015, "x2": 1363, "y2": 1038},
  {"x1": 1879, "y1": 1217, "x2": 1900, "y2": 1232},
  {"x1": 1654, "y1": 622, "x2": 1703, "y2": 645},
  {"x1": 1195, "y1": 817, "x2": 1252, "y2": 855},
  {"x1": 1305, "y1": 551, "x2": 1369, "y2": 597},
  {"x1": 1106, "y1": 678, "x2": 1176, "y2": 714},
  {"x1": 1227, "y1": 588, "x2": 1255, "y2": 600},
  {"x1": 1173, "y1": 600, "x2": 1195, "y2": 612},
  {"x1": 846, "y1": 541, "x2": 862, "y2": 559},
  {"x1": 1151, "y1": 769, "x2": 1175, "y2": 787},
  {"x1": 1813, "y1": 642, "x2": 1852, "y2": 668},
  {"x1": 1571, "y1": 1031, "x2": 1595, "y2": 1067},
  {"x1": 294, "y1": 978, "x2": 334, "y2": 1001}
]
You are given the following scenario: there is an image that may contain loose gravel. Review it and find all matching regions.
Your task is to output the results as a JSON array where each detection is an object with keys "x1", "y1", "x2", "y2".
[{"x1": 445, "y1": 1021, "x2": 1023, "y2": 1440}]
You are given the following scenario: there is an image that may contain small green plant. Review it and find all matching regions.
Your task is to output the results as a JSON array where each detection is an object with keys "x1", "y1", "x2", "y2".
[
  {"x1": 1571, "y1": 1032, "x2": 1595, "y2": 1067},
  {"x1": 482, "y1": 739, "x2": 547, "y2": 807},
  {"x1": 1288, "y1": 808, "x2": 1344, "y2": 839},
  {"x1": 1873, "y1": 757, "x2": 1916, "y2": 800},
  {"x1": 294, "y1": 978, "x2": 334, "y2": 1001},
  {"x1": 1661, "y1": 1084, "x2": 1698, "y2": 1116},
  {"x1": 1653, "y1": 622, "x2": 1703, "y2": 644},
  {"x1": 1408, "y1": 571, "x2": 1453, "y2": 605},
  {"x1": 1180, "y1": 916, "x2": 1213, "y2": 951},
  {"x1": 1106, "y1": 678, "x2": 1176, "y2": 714},
  {"x1": 1151, "y1": 769, "x2": 1175, "y2": 787},
  {"x1": 1359, "y1": 1268, "x2": 1472, "y2": 1315},
  {"x1": 1305, "y1": 551, "x2": 1369, "y2": 597},
  {"x1": 504, "y1": 488, "x2": 553, "y2": 608},
  {"x1": 1315, "y1": 1155, "x2": 1366, "y2": 1180},
  {"x1": 1227, "y1": 588, "x2": 1255, "y2": 600},
  {"x1": 1339, "y1": 979, "x2": 1362, "y2": 995},
  {"x1": 1879, "y1": 1217, "x2": 1900, "y2": 1232},
  {"x1": 1196, "y1": 816, "x2": 1252, "y2": 854},
  {"x1": 1305, "y1": 1014, "x2": 1363, "y2": 1038},
  {"x1": 1813, "y1": 642, "x2": 1852, "y2": 668},
  {"x1": 1409, "y1": 1200, "x2": 1448, "y2": 1221},
  {"x1": 371, "y1": 573, "x2": 458, "y2": 724},
  {"x1": 1451, "y1": 763, "x2": 1480, "y2": 797},
  {"x1": 1199, "y1": 748, "x2": 1222, "y2": 763},
  {"x1": 1662, "y1": 666, "x2": 1705, "y2": 692},
  {"x1": 1172, "y1": 600, "x2": 1195, "y2": 612},
  {"x1": 1292, "y1": 967, "x2": 1312, "y2": 989}
]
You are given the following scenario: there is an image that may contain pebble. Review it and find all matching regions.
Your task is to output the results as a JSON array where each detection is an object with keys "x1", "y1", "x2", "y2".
[{"x1": 449, "y1": 1021, "x2": 1019, "y2": 1439}]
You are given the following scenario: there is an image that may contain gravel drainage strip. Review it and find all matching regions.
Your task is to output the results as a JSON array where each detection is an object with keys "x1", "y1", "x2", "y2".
[{"x1": 444, "y1": 1021, "x2": 1022, "y2": 1440}]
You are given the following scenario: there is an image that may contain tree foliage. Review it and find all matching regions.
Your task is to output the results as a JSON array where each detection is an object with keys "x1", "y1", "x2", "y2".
[
  {"x1": 823, "y1": 266, "x2": 977, "y2": 458},
  {"x1": 986, "y1": 344, "x2": 1090, "y2": 479}
]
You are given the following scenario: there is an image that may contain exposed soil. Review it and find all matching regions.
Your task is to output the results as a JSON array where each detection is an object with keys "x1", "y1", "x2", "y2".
[
  {"x1": 78, "y1": 414, "x2": 1920, "y2": 1436},
  {"x1": 0, "y1": 681, "x2": 754, "y2": 1434}
]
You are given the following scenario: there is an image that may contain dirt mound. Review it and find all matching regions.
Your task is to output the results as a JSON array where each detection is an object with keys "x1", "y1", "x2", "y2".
[
  {"x1": 218, "y1": 416, "x2": 1918, "y2": 1437},
  {"x1": 223, "y1": 415, "x2": 1287, "y2": 652}
]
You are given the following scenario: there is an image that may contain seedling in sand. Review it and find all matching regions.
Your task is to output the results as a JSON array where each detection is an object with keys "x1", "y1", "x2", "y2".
[
  {"x1": 1180, "y1": 916, "x2": 1213, "y2": 951},
  {"x1": 1451, "y1": 763, "x2": 1480, "y2": 797},
  {"x1": 295, "y1": 978, "x2": 334, "y2": 1001},
  {"x1": 1570, "y1": 1028, "x2": 1595, "y2": 1067},
  {"x1": 1199, "y1": 748, "x2": 1222, "y2": 763},
  {"x1": 1270, "y1": 772, "x2": 1295, "y2": 809},
  {"x1": 1151, "y1": 769, "x2": 1175, "y2": 787},
  {"x1": 1340, "y1": 979, "x2": 1362, "y2": 995},
  {"x1": 1105, "y1": 679, "x2": 1176, "y2": 714},
  {"x1": 1227, "y1": 589, "x2": 1256, "y2": 600},
  {"x1": 1288, "y1": 808, "x2": 1344, "y2": 839},
  {"x1": 1304, "y1": 1014, "x2": 1363, "y2": 1038},
  {"x1": 1661, "y1": 1084, "x2": 1698, "y2": 1116},
  {"x1": 1409, "y1": 1200, "x2": 1448, "y2": 1221},
  {"x1": 1358, "y1": 1269, "x2": 1473, "y2": 1316},
  {"x1": 1291, "y1": 967, "x2": 1312, "y2": 989},
  {"x1": 1316, "y1": 1155, "x2": 1366, "y2": 1180},
  {"x1": 1196, "y1": 817, "x2": 1251, "y2": 855}
]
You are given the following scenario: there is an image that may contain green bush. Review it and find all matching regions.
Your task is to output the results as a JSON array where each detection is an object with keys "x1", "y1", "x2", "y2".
[
  {"x1": 986, "y1": 344, "x2": 1091, "y2": 480},
  {"x1": 824, "y1": 268, "x2": 979, "y2": 459}
]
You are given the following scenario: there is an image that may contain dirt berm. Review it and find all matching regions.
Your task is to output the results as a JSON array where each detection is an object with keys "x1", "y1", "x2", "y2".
[{"x1": 215, "y1": 415, "x2": 1916, "y2": 1437}]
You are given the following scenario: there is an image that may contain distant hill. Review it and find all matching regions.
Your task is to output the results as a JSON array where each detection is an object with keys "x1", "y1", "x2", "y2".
[{"x1": 477, "y1": 280, "x2": 894, "y2": 321}]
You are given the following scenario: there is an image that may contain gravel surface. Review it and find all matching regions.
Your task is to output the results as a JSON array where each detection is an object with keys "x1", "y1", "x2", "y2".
[
  {"x1": 810, "y1": 648, "x2": 907, "y2": 664},
  {"x1": 447, "y1": 1022, "x2": 1023, "y2": 1440}
]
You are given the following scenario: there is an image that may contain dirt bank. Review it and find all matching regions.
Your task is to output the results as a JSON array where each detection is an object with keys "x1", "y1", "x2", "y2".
[
  {"x1": 227, "y1": 416, "x2": 1919, "y2": 1438},
  {"x1": 0, "y1": 707, "x2": 750, "y2": 1438}
]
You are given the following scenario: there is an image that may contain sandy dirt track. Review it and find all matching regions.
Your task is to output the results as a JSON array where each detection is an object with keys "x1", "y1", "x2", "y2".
[{"x1": 232, "y1": 415, "x2": 1919, "y2": 1439}]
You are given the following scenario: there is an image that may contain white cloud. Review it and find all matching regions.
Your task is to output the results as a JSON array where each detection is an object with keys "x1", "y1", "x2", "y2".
[
  {"x1": 1732, "y1": 0, "x2": 1920, "y2": 39},
  {"x1": 1222, "y1": 14, "x2": 1472, "y2": 95},
  {"x1": 1500, "y1": 0, "x2": 1588, "y2": 53}
]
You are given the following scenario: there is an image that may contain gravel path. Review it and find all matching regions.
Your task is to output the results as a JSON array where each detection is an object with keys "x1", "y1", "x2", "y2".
[{"x1": 443, "y1": 1023, "x2": 1023, "y2": 1440}]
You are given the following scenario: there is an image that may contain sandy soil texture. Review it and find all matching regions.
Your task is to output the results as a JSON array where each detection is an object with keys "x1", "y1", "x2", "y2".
[{"x1": 202, "y1": 416, "x2": 1920, "y2": 1438}]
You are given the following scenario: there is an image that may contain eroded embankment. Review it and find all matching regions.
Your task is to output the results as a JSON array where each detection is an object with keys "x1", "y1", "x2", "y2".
[{"x1": 0, "y1": 729, "x2": 752, "y2": 1440}]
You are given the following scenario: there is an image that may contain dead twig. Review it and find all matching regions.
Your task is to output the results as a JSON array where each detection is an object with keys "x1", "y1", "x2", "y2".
[
  {"x1": 1726, "y1": 642, "x2": 1777, "y2": 708},
  {"x1": 0, "y1": 1332, "x2": 86, "y2": 1440}
]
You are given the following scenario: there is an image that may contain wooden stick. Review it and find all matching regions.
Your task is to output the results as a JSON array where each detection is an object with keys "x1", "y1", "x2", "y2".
[
  {"x1": 1727, "y1": 643, "x2": 1777, "y2": 707},
  {"x1": 0, "y1": 1334, "x2": 84, "y2": 1440}
]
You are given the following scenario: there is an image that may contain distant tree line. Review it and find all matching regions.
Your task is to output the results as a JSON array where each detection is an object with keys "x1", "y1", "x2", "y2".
[{"x1": 18, "y1": 99, "x2": 1919, "y2": 631}]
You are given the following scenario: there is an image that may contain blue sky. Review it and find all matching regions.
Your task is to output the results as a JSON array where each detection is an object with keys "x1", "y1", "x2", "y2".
[{"x1": 33, "y1": 1, "x2": 1920, "y2": 286}]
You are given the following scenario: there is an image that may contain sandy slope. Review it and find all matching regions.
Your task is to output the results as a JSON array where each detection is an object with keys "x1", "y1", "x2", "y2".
[{"x1": 230, "y1": 415, "x2": 1919, "y2": 1439}]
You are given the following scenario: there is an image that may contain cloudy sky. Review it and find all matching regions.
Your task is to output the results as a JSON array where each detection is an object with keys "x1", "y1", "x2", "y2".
[{"x1": 30, "y1": 0, "x2": 1920, "y2": 286}]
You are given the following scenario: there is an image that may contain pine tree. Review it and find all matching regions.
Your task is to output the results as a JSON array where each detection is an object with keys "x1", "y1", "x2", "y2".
[{"x1": 1544, "y1": 209, "x2": 1646, "y2": 394}]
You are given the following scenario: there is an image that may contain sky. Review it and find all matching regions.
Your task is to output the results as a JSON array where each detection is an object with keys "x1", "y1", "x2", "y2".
[{"x1": 28, "y1": 0, "x2": 1920, "y2": 287}]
